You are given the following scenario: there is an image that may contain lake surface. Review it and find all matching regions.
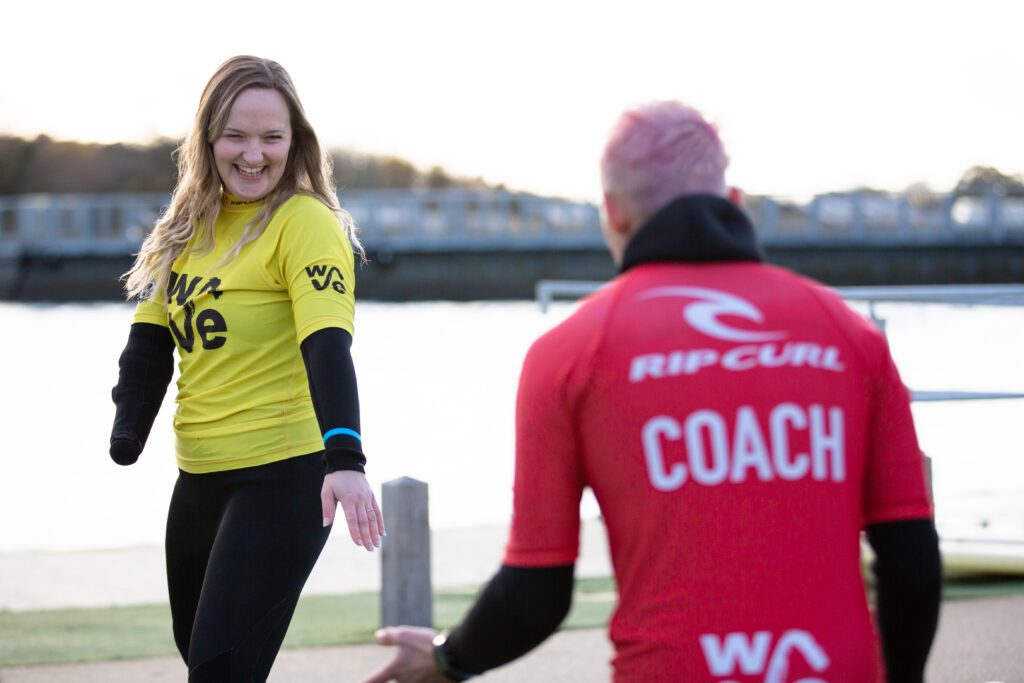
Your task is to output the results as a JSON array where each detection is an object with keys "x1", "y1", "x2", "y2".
[{"x1": 1, "y1": 299, "x2": 1022, "y2": 552}]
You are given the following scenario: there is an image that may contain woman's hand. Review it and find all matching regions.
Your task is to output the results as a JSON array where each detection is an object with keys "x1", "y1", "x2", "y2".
[{"x1": 321, "y1": 471, "x2": 385, "y2": 551}]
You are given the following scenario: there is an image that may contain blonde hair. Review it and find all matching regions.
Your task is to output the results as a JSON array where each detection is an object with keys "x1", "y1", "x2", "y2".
[{"x1": 123, "y1": 55, "x2": 362, "y2": 300}]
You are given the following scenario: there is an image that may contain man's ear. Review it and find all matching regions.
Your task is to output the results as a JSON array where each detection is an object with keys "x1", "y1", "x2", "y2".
[
  {"x1": 603, "y1": 192, "x2": 632, "y2": 236},
  {"x1": 727, "y1": 186, "x2": 743, "y2": 206}
]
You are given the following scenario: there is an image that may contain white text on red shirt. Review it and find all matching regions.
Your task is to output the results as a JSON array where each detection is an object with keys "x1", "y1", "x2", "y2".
[{"x1": 642, "y1": 404, "x2": 845, "y2": 491}]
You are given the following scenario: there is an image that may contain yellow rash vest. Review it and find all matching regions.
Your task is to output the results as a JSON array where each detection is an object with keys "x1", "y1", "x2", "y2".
[{"x1": 134, "y1": 194, "x2": 356, "y2": 473}]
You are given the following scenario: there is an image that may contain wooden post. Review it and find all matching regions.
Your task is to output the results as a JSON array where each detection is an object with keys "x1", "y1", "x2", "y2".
[{"x1": 381, "y1": 477, "x2": 433, "y2": 627}]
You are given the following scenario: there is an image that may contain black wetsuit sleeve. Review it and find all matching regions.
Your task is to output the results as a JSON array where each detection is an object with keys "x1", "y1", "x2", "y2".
[
  {"x1": 865, "y1": 518, "x2": 942, "y2": 683},
  {"x1": 442, "y1": 563, "x2": 575, "y2": 676},
  {"x1": 299, "y1": 327, "x2": 366, "y2": 474},
  {"x1": 109, "y1": 322, "x2": 175, "y2": 465}
]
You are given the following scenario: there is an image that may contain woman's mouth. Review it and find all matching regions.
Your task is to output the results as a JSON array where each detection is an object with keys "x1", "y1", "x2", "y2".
[{"x1": 235, "y1": 164, "x2": 265, "y2": 178}]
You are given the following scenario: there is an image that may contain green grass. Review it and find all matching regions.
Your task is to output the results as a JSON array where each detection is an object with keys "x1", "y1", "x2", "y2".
[
  {"x1": 0, "y1": 577, "x2": 616, "y2": 668},
  {"x1": 2, "y1": 574, "x2": 1022, "y2": 668},
  {"x1": 941, "y1": 574, "x2": 1024, "y2": 601},
  {"x1": 0, "y1": 602, "x2": 177, "y2": 667}
]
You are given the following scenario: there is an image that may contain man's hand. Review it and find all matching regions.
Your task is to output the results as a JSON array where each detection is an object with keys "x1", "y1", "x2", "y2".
[
  {"x1": 362, "y1": 627, "x2": 450, "y2": 683},
  {"x1": 321, "y1": 471, "x2": 384, "y2": 551}
]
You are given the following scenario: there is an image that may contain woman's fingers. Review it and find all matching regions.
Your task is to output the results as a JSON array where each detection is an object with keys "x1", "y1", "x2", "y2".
[
  {"x1": 373, "y1": 497, "x2": 386, "y2": 538},
  {"x1": 365, "y1": 496, "x2": 383, "y2": 543},
  {"x1": 343, "y1": 500, "x2": 378, "y2": 551},
  {"x1": 321, "y1": 479, "x2": 337, "y2": 527},
  {"x1": 358, "y1": 497, "x2": 381, "y2": 550},
  {"x1": 325, "y1": 471, "x2": 382, "y2": 551}
]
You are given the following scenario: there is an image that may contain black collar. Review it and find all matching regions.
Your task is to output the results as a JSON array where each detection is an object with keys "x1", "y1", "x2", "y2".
[{"x1": 619, "y1": 194, "x2": 763, "y2": 273}]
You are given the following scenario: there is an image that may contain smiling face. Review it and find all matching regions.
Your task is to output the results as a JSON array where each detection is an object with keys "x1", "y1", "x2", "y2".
[{"x1": 212, "y1": 87, "x2": 293, "y2": 201}]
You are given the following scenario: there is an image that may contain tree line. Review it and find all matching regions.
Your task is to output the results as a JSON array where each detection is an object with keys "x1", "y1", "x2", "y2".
[
  {"x1": 0, "y1": 134, "x2": 1020, "y2": 197},
  {"x1": 951, "y1": 166, "x2": 1024, "y2": 196},
  {"x1": 0, "y1": 135, "x2": 493, "y2": 195}
]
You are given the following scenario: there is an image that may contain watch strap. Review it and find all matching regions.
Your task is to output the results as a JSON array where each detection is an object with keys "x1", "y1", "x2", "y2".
[{"x1": 433, "y1": 632, "x2": 475, "y2": 681}]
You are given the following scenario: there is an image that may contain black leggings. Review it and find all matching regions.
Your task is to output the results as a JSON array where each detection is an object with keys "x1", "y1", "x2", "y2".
[{"x1": 165, "y1": 452, "x2": 330, "y2": 682}]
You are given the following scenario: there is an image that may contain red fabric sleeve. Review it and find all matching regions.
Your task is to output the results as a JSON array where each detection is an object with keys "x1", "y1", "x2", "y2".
[
  {"x1": 863, "y1": 343, "x2": 934, "y2": 525},
  {"x1": 503, "y1": 330, "x2": 588, "y2": 567}
]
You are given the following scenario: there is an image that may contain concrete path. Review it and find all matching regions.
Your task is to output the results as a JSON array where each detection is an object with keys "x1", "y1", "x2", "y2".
[
  {"x1": 2, "y1": 596, "x2": 1023, "y2": 681},
  {"x1": 3, "y1": 522, "x2": 1023, "y2": 681}
]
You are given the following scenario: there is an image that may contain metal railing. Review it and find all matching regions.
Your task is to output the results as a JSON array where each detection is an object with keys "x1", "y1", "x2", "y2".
[
  {"x1": 534, "y1": 279, "x2": 1024, "y2": 404},
  {"x1": 343, "y1": 189, "x2": 602, "y2": 251},
  {"x1": 1, "y1": 188, "x2": 1022, "y2": 259}
]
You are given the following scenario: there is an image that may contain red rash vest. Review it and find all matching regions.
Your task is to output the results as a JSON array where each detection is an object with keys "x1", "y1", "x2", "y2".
[{"x1": 504, "y1": 196, "x2": 932, "y2": 682}]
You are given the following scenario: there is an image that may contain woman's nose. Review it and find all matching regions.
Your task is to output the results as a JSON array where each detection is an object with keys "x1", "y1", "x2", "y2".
[{"x1": 242, "y1": 143, "x2": 263, "y2": 164}]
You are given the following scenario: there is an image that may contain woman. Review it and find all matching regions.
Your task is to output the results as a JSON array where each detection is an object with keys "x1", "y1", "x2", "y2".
[{"x1": 109, "y1": 55, "x2": 384, "y2": 682}]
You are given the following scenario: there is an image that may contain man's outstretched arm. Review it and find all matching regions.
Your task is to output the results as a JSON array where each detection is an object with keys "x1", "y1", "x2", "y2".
[{"x1": 364, "y1": 563, "x2": 574, "y2": 682}]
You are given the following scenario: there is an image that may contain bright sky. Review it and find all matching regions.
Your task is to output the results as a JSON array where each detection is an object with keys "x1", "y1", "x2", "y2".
[{"x1": 2, "y1": 0, "x2": 1021, "y2": 201}]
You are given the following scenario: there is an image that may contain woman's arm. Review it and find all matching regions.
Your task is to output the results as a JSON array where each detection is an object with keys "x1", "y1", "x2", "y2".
[
  {"x1": 109, "y1": 322, "x2": 175, "y2": 465},
  {"x1": 299, "y1": 326, "x2": 366, "y2": 473},
  {"x1": 300, "y1": 326, "x2": 383, "y2": 550}
]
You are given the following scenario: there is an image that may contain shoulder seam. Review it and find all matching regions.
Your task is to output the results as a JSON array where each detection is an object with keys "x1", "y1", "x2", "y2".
[
  {"x1": 791, "y1": 272, "x2": 882, "y2": 382},
  {"x1": 565, "y1": 277, "x2": 625, "y2": 419}
]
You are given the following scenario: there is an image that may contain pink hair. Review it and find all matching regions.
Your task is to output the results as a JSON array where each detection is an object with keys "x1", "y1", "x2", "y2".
[{"x1": 600, "y1": 101, "x2": 729, "y2": 220}]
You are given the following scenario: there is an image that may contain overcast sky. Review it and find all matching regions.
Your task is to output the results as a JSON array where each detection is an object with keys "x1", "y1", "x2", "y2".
[{"x1": 3, "y1": 0, "x2": 1021, "y2": 200}]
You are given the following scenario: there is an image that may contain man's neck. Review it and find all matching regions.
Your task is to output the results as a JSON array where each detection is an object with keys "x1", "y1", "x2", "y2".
[{"x1": 619, "y1": 194, "x2": 763, "y2": 272}]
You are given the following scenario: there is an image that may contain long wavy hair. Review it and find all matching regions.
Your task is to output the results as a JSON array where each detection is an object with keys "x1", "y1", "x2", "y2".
[{"x1": 123, "y1": 55, "x2": 363, "y2": 300}]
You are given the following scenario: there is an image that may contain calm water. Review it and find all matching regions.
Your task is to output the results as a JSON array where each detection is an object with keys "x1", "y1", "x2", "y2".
[{"x1": 1, "y1": 300, "x2": 1022, "y2": 552}]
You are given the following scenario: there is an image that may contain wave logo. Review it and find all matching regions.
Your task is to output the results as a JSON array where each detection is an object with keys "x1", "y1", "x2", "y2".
[
  {"x1": 637, "y1": 287, "x2": 786, "y2": 343},
  {"x1": 305, "y1": 264, "x2": 346, "y2": 295},
  {"x1": 700, "y1": 630, "x2": 830, "y2": 683}
]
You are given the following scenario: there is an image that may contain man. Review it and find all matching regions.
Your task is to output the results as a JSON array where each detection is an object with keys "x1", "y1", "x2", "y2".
[{"x1": 364, "y1": 102, "x2": 942, "y2": 682}]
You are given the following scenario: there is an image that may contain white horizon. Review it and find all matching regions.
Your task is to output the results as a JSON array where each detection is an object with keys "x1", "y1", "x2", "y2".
[{"x1": 2, "y1": 0, "x2": 1021, "y2": 201}]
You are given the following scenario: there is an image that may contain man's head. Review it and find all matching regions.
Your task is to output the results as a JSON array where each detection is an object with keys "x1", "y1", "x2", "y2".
[{"x1": 600, "y1": 101, "x2": 732, "y2": 264}]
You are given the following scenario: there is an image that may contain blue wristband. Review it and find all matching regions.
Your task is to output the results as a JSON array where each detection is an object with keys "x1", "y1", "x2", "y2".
[{"x1": 323, "y1": 427, "x2": 362, "y2": 444}]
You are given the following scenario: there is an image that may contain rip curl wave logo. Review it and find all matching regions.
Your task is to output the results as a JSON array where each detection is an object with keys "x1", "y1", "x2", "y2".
[
  {"x1": 637, "y1": 286, "x2": 786, "y2": 342},
  {"x1": 700, "y1": 629, "x2": 831, "y2": 683},
  {"x1": 305, "y1": 264, "x2": 346, "y2": 295}
]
